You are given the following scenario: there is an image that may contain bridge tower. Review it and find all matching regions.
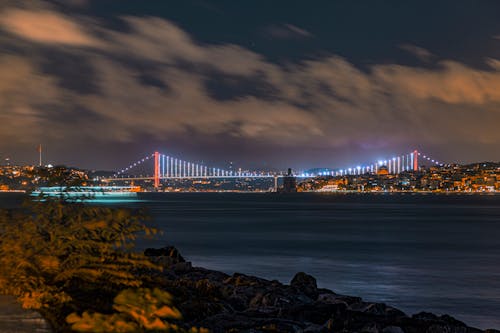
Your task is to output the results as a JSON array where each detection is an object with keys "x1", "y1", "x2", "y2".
[
  {"x1": 413, "y1": 150, "x2": 418, "y2": 171},
  {"x1": 154, "y1": 151, "x2": 160, "y2": 189}
]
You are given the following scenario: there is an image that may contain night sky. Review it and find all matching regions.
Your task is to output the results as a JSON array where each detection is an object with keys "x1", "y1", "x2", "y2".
[{"x1": 1, "y1": 0, "x2": 499, "y2": 171}]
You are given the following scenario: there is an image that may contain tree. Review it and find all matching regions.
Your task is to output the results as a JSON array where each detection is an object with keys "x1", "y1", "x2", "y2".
[
  {"x1": 67, "y1": 288, "x2": 208, "y2": 333},
  {"x1": 0, "y1": 194, "x2": 159, "y2": 332}
]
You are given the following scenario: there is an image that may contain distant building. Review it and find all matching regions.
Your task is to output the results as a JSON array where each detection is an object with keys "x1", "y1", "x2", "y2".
[
  {"x1": 281, "y1": 168, "x2": 297, "y2": 193},
  {"x1": 318, "y1": 184, "x2": 339, "y2": 192},
  {"x1": 377, "y1": 165, "x2": 389, "y2": 175}
]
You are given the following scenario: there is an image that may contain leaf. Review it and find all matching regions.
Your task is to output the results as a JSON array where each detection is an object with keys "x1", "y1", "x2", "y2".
[{"x1": 154, "y1": 305, "x2": 182, "y2": 319}]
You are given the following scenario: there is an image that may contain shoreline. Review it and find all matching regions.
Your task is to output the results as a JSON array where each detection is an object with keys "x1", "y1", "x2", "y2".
[{"x1": 2, "y1": 190, "x2": 500, "y2": 197}]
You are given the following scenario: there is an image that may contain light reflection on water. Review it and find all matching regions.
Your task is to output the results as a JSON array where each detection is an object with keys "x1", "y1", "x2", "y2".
[{"x1": 0, "y1": 296, "x2": 50, "y2": 333}]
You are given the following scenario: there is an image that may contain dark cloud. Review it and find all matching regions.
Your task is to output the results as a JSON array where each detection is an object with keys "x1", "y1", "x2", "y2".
[
  {"x1": 50, "y1": 0, "x2": 89, "y2": 8},
  {"x1": 38, "y1": 49, "x2": 99, "y2": 94},
  {"x1": 205, "y1": 71, "x2": 280, "y2": 101}
]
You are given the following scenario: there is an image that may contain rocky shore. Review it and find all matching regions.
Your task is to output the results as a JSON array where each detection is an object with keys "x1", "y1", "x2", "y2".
[{"x1": 143, "y1": 246, "x2": 499, "y2": 333}]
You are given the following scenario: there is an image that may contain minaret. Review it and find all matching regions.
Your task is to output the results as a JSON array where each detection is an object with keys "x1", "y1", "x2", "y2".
[{"x1": 38, "y1": 144, "x2": 42, "y2": 167}]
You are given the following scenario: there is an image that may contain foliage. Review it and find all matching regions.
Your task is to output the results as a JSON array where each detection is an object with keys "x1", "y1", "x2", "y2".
[
  {"x1": 0, "y1": 168, "x2": 208, "y2": 332},
  {"x1": 67, "y1": 288, "x2": 208, "y2": 333},
  {"x1": 0, "y1": 195, "x2": 159, "y2": 331},
  {"x1": 31, "y1": 165, "x2": 88, "y2": 188}
]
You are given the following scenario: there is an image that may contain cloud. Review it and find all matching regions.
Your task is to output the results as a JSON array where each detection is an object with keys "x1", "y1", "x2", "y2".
[
  {"x1": 372, "y1": 61, "x2": 500, "y2": 104},
  {"x1": 263, "y1": 23, "x2": 313, "y2": 39},
  {"x1": 399, "y1": 44, "x2": 434, "y2": 62},
  {"x1": 110, "y1": 17, "x2": 273, "y2": 76},
  {"x1": 0, "y1": 55, "x2": 63, "y2": 143},
  {"x1": 486, "y1": 58, "x2": 500, "y2": 70},
  {"x1": 111, "y1": 16, "x2": 203, "y2": 62},
  {"x1": 0, "y1": 8, "x2": 100, "y2": 46},
  {"x1": 52, "y1": 0, "x2": 90, "y2": 8},
  {"x1": 78, "y1": 58, "x2": 322, "y2": 144},
  {"x1": 1, "y1": 8, "x2": 500, "y2": 166}
]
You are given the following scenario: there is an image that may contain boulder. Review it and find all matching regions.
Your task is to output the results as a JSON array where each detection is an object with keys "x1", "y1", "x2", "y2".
[
  {"x1": 138, "y1": 247, "x2": 495, "y2": 333},
  {"x1": 383, "y1": 326, "x2": 405, "y2": 333},
  {"x1": 290, "y1": 272, "x2": 318, "y2": 299},
  {"x1": 144, "y1": 245, "x2": 186, "y2": 262}
]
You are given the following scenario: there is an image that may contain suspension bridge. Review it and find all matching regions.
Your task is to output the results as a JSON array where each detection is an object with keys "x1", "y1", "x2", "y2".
[{"x1": 105, "y1": 149, "x2": 444, "y2": 189}]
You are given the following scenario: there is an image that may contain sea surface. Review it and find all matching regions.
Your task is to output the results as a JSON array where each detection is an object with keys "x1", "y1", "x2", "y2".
[{"x1": 1, "y1": 192, "x2": 500, "y2": 330}]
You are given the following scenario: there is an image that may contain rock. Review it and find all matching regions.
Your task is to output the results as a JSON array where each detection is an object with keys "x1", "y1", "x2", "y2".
[
  {"x1": 282, "y1": 302, "x2": 347, "y2": 325},
  {"x1": 349, "y1": 301, "x2": 406, "y2": 318},
  {"x1": 144, "y1": 245, "x2": 185, "y2": 262},
  {"x1": 144, "y1": 246, "x2": 190, "y2": 269},
  {"x1": 290, "y1": 272, "x2": 318, "y2": 299},
  {"x1": 410, "y1": 311, "x2": 482, "y2": 333},
  {"x1": 439, "y1": 314, "x2": 467, "y2": 327},
  {"x1": 226, "y1": 295, "x2": 247, "y2": 311},
  {"x1": 318, "y1": 293, "x2": 362, "y2": 306},
  {"x1": 303, "y1": 323, "x2": 323, "y2": 332},
  {"x1": 137, "y1": 247, "x2": 494, "y2": 333},
  {"x1": 224, "y1": 272, "x2": 271, "y2": 287},
  {"x1": 412, "y1": 312, "x2": 439, "y2": 321},
  {"x1": 426, "y1": 325, "x2": 468, "y2": 333},
  {"x1": 383, "y1": 326, "x2": 405, "y2": 333},
  {"x1": 197, "y1": 313, "x2": 304, "y2": 333},
  {"x1": 171, "y1": 261, "x2": 192, "y2": 272},
  {"x1": 317, "y1": 293, "x2": 340, "y2": 304},
  {"x1": 362, "y1": 322, "x2": 382, "y2": 333}
]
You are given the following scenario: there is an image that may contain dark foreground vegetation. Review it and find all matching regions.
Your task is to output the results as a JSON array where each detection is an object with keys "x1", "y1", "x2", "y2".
[
  {"x1": 0, "y1": 169, "x2": 498, "y2": 332},
  {"x1": 0, "y1": 196, "x2": 208, "y2": 333}
]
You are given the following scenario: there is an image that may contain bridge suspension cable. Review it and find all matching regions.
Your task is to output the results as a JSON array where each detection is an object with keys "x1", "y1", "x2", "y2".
[
  {"x1": 113, "y1": 153, "x2": 155, "y2": 178},
  {"x1": 113, "y1": 151, "x2": 273, "y2": 183},
  {"x1": 327, "y1": 149, "x2": 444, "y2": 177}
]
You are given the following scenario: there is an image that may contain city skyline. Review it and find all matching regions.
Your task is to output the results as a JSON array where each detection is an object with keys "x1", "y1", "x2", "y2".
[{"x1": 1, "y1": 1, "x2": 500, "y2": 170}]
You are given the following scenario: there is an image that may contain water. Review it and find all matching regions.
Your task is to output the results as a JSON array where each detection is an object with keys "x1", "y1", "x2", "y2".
[
  {"x1": 1, "y1": 192, "x2": 500, "y2": 330},
  {"x1": 0, "y1": 296, "x2": 50, "y2": 333}
]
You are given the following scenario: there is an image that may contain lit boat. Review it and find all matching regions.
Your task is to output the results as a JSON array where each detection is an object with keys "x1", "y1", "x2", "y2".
[{"x1": 31, "y1": 186, "x2": 141, "y2": 199}]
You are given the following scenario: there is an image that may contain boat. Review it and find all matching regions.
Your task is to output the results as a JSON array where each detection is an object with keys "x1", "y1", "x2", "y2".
[{"x1": 31, "y1": 186, "x2": 141, "y2": 200}]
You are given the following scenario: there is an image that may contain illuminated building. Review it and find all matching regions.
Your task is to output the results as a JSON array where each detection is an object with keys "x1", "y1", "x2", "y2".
[{"x1": 377, "y1": 165, "x2": 389, "y2": 175}]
